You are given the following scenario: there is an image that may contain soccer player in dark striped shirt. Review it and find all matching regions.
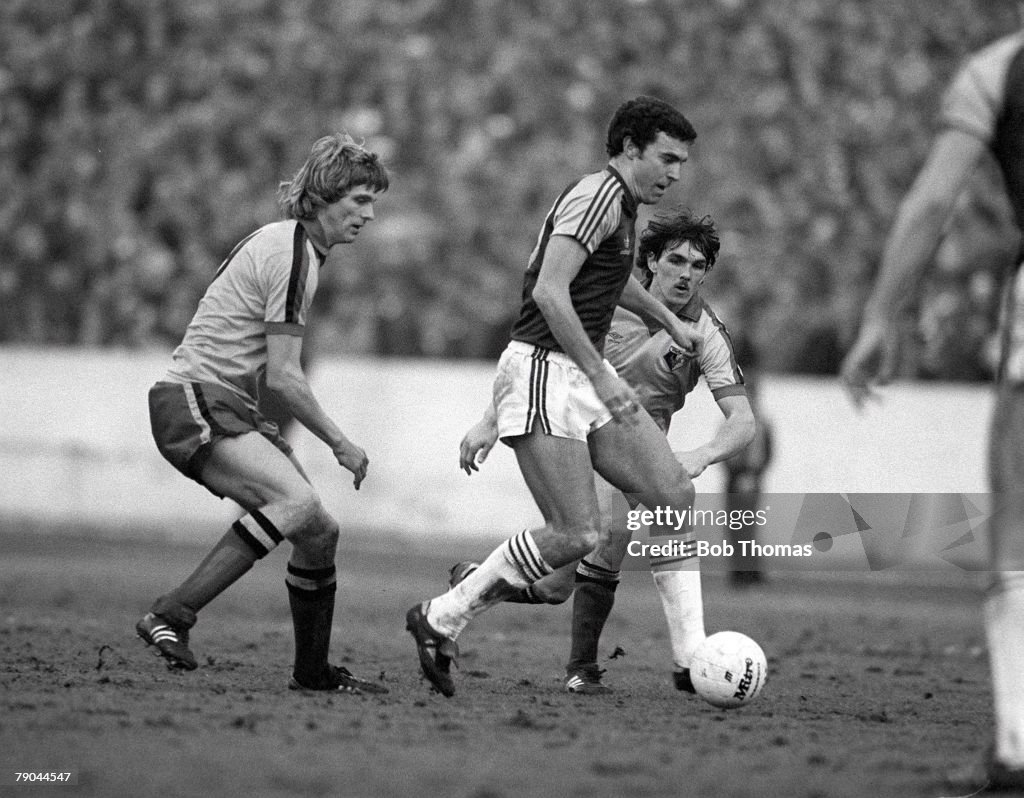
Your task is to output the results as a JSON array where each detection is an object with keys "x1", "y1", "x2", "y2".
[
  {"x1": 842, "y1": 19, "x2": 1024, "y2": 792},
  {"x1": 406, "y1": 96, "x2": 706, "y2": 697}
]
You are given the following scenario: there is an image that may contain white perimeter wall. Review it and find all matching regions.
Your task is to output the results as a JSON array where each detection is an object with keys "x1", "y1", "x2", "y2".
[{"x1": 0, "y1": 347, "x2": 993, "y2": 553}]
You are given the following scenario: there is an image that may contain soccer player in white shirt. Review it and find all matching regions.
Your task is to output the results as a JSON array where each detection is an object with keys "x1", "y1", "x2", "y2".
[{"x1": 136, "y1": 134, "x2": 389, "y2": 695}]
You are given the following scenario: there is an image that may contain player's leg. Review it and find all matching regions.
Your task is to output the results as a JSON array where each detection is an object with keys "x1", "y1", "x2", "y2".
[
  {"x1": 408, "y1": 344, "x2": 606, "y2": 696},
  {"x1": 140, "y1": 383, "x2": 301, "y2": 669},
  {"x1": 449, "y1": 560, "x2": 577, "y2": 604},
  {"x1": 142, "y1": 430, "x2": 326, "y2": 664},
  {"x1": 564, "y1": 477, "x2": 628, "y2": 693},
  {"x1": 983, "y1": 385, "x2": 1024, "y2": 780},
  {"x1": 426, "y1": 429, "x2": 600, "y2": 636},
  {"x1": 138, "y1": 429, "x2": 316, "y2": 669},
  {"x1": 408, "y1": 429, "x2": 602, "y2": 695},
  {"x1": 590, "y1": 414, "x2": 704, "y2": 688},
  {"x1": 200, "y1": 436, "x2": 384, "y2": 693}
]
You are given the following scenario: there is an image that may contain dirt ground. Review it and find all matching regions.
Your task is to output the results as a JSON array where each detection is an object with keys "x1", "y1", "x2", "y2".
[{"x1": 0, "y1": 527, "x2": 1003, "y2": 798}]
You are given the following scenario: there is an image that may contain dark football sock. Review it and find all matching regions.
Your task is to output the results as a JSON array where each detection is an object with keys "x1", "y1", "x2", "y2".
[
  {"x1": 566, "y1": 560, "x2": 619, "y2": 671},
  {"x1": 286, "y1": 563, "x2": 338, "y2": 685},
  {"x1": 152, "y1": 513, "x2": 282, "y2": 625},
  {"x1": 504, "y1": 584, "x2": 546, "y2": 604}
]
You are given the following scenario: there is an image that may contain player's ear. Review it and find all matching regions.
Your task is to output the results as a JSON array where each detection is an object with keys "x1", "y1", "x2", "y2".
[
  {"x1": 646, "y1": 252, "x2": 658, "y2": 272},
  {"x1": 623, "y1": 136, "x2": 640, "y2": 159}
]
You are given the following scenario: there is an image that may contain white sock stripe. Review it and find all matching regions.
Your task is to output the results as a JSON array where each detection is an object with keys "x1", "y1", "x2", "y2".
[
  {"x1": 511, "y1": 531, "x2": 550, "y2": 580},
  {"x1": 520, "y1": 530, "x2": 552, "y2": 575},
  {"x1": 576, "y1": 561, "x2": 620, "y2": 582},
  {"x1": 286, "y1": 573, "x2": 337, "y2": 592},
  {"x1": 502, "y1": 538, "x2": 536, "y2": 582},
  {"x1": 237, "y1": 514, "x2": 281, "y2": 555}
]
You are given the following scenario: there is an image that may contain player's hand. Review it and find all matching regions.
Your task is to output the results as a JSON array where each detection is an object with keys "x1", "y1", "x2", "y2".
[
  {"x1": 333, "y1": 439, "x2": 369, "y2": 489},
  {"x1": 674, "y1": 449, "x2": 710, "y2": 478},
  {"x1": 666, "y1": 317, "x2": 703, "y2": 360},
  {"x1": 592, "y1": 369, "x2": 642, "y2": 426},
  {"x1": 459, "y1": 417, "x2": 499, "y2": 475},
  {"x1": 839, "y1": 318, "x2": 898, "y2": 409}
]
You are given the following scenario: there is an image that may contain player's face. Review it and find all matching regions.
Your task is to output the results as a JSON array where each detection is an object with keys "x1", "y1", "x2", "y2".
[
  {"x1": 628, "y1": 132, "x2": 689, "y2": 205},
  {"x1": 316, "y1": 184, "x2": 380, "y2": 246},
  {"x1": 647, "y1": 239, "x2": 708, "y2": 311}
]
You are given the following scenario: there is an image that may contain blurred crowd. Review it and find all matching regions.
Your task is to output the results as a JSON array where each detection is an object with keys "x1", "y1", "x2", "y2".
[{"x1": 1, "y1": 0, "x2": 1020, "y2": 376}]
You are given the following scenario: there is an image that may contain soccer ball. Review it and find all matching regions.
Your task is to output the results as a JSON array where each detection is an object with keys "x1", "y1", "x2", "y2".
[{"x1": 690, "y1": 631, "x2": 767, "y2": 709}]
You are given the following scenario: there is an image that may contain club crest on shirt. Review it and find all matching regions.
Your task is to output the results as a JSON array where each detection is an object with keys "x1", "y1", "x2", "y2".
[{"x1": 663, "y1": 345, "x2": 696, "y2": 371}]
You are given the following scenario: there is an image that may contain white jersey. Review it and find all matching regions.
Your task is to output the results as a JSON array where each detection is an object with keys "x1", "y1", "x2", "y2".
[
  {"x1": 164, "y1": 221, "x2": 325, "y2": 410},
  {"x1": 604, "y1": 295, "x2": 745, "y2": 432}
]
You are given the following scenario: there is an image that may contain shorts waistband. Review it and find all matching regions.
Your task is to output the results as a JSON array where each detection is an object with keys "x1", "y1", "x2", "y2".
[{"x1": 507, "y1": 340, "x2": 580, "y2": 368}]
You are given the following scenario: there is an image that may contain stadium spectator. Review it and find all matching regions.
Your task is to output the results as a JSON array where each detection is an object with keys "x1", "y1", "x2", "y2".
[
  {"x1": 454, "y1": 208, "x2": 755, "y2": 694},
  {"x1": 840, "y1": 24, "x2": 1024, "y2": 792},
  {"x1": 405, "y1": 96, "x2": 704, "y2": 697},
  {"x1": 136, "y1": 134, "x2": 389, "y2": 695}
]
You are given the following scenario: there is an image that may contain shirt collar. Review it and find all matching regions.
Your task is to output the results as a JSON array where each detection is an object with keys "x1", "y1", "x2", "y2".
[
  {"x1": 676, "y1": 293, "x2": 703, "y2": 322},
  {"x1": 605, "y1": 164, "x2": 637, "y2": 213}
]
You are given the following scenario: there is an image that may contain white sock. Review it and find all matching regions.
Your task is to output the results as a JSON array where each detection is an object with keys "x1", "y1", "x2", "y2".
[
  {"x1": 427, "y1": 530, "x2": 552, "y2": 639},
  {"x1": 985, "y1": 572, "x2": 1024, "y2": 768},
  {"x1": 652, "y1": 560, "x2": 705, "y2": 670}
]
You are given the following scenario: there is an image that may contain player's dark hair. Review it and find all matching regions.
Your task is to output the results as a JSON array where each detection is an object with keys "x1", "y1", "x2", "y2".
[
  {"x1": 637, "y1": 208, "x2": 720, "y2": 288},
  {"x1": 605, "y1": 96, "x2": 697, "y2": 157},
  {"x1": 278, "y1": 133, "x2": 389, "y2": 220}
]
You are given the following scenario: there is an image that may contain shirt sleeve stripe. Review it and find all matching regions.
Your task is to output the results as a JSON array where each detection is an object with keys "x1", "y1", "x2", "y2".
[
  {"x1": 285, "y1": 223, "x2": 310, "y2": 324},
  {"x1": 573, "y1": 176, "x2": 621, "y2": 249},
  {"x1": 703, "y1": 304, "x2": 745, "y2": 385},
  {"x1": 211, "y1": 228, "x2": 262, "y2": 282},
  {"x1": 710, "y1": 384, "x2": 748, "y2": 400}
]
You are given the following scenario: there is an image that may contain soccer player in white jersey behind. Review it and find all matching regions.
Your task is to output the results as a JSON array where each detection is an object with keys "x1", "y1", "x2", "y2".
[
  {"x1": 840, "y1": 16, "x2": 1024, "y2": 792},
  {"x1": 456, "y1": 209, "x2": 756, "y2": 695},
  {"x1": 406, "y1": 96, "x2": 707, "y2": 697},
  {"x1": 136, "y1": 134, "x2": 389, "y2": 695}
]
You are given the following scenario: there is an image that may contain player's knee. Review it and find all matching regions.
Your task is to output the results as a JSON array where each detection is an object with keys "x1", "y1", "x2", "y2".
[
  {"x1": 316, "y1": 513, "x2": 340, "y2": 550},
  {"x1": 566, "y1": 524, "x2": 600, "y2": 559},
  {"x1": 277, "y1": 488, "x2": 323, "y2": 535},
  {"x1": 653, "y1": 468, "x2": 695, "y2": 509},
  {"x1": 292, "y1": 504, "x2": 339, "y2": 553}
]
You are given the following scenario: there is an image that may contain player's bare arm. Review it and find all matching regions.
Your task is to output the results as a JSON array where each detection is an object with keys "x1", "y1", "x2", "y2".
[
  {"x1": 532, "y1": 234, "x2": 641, "y2": 425},
  {"x1": 459, "y1": 403, "x2": 499, "y2": 475},
  {"x1": 841, "y1": 129, "x2": 986, "y2": 407},
  {"x1": 619, "y1": 274, "x2": 702, "y2": 357},
  {"x1": 674, "y1": 394, "x2": 755, "y2": 478},
  {"x1": 265, "y1": 332, "x2": 368, "y2": 489}
]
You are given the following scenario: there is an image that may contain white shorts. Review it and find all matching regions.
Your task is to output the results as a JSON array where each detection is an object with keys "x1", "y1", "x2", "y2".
[{"x1": 493, "y1": 340, "x2": 614, "y2": 442}]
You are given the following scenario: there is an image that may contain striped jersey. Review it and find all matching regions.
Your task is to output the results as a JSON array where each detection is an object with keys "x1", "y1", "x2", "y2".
[
  {"x1": 604, "y1": 294, "x2": 746, "y2": 433},
  {"x1": 164, "y1": 221, "x2": 326, "y2": 410},
  {"x1": 940, "y1": 31, "x2": 1024, "y2": 381},
  {"x1": 509, "y1": 165, "x2": 638, "y2": 353}
]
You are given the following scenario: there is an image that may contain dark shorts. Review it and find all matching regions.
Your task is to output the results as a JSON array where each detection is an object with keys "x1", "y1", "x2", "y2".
[{"x1": 149, "y1": 381, "x2": 293, "y2": 493}]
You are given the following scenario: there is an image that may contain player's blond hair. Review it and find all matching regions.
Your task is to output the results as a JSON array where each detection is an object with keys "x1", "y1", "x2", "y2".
[{"x1": 277, "y1": 133, "x2": 389, "y2": 220}]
